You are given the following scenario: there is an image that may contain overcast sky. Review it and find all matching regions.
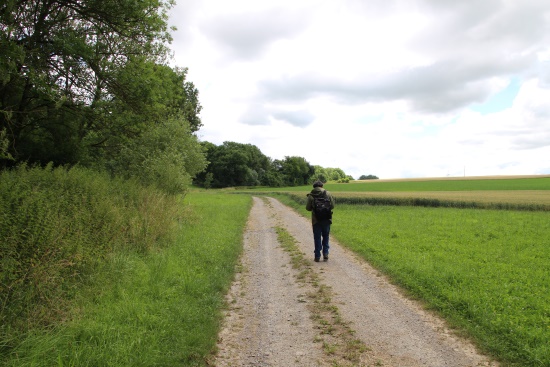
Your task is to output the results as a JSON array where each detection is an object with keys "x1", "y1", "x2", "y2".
[{"x1": 168, "y1": 0, "x2": 550, "y2": 179}]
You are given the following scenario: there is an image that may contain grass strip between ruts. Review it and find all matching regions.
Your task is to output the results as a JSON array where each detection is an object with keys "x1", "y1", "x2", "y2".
[{"x1": 274, "y1": 224, "x2": 371, "y2": 366}]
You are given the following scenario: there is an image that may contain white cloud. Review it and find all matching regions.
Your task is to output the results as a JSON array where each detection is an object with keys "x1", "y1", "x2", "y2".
[
  {"x1": 198, "y1": 8, "x2": 308, "y2": 60},
  {"x1": 169, "y1": 0, "x2": 550, "y2": 179}
]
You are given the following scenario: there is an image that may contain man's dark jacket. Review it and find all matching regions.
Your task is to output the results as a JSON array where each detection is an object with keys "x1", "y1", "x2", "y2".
[{"x1": 306, "y1": 187, "x2": 335, "y2": 225}]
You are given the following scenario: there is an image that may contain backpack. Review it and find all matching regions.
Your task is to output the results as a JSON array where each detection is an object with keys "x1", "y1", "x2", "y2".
[{"x1": 313, "y1": 191, "x2": 332, "y2": 221}]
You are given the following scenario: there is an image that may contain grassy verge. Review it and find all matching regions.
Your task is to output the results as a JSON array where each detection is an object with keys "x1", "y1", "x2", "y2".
[
  {"x1": 2, "y1": 192, "x2": 251, "y2": 366},
  {"x1": 1, "y1": 164, "x2": 183, "y2": 347}
]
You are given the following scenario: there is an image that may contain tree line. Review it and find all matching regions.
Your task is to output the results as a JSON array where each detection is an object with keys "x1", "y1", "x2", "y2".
[
  {"x1": 0, "y1": 1, "x2": 359, "y2": 191},
  {"x1": 0, "y1": 0, "x2": 206, "y2": 194},
  {"x1": 193, "y1": 141, "x2": 353, "y2": 188}
]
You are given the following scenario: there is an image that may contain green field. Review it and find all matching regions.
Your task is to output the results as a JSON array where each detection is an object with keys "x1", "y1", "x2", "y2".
[
  {"x1": 334, "y1": 205, "x2": 549, "y2": 366},
  {"x1": 341, "y1": 177, "x2": 550, "y2": 192},
  {"x1": 244, "y1": 176, "x2": 550, "y2": 210},
  {"x1": 245, "y1": 176, "x2": 550, "y2": 193}
]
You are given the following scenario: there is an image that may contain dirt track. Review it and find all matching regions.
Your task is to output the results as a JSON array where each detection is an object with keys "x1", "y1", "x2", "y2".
[{"x1": 214, "y1": 196, "x2": 499, "y2": 366}]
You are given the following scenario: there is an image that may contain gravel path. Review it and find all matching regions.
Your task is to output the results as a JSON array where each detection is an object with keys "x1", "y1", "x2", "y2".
[{"x1": 214, "y1": 196, "x2": 499, "y2": 367}]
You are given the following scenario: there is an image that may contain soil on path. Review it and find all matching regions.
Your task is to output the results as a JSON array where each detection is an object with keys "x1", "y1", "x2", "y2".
[{"x1": 214, "y1": 197, "x2": 499, "y2": 367}]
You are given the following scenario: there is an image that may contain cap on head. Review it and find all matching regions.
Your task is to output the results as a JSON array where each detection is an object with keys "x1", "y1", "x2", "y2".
[{"x1": 313, "y1": 180, "x2": 324, "y2": 188}]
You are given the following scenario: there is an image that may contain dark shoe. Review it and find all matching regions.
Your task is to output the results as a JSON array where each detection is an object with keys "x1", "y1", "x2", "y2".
[
  {"x1": 314, "y1": 257, "x2": 320, "y2": 262},
  {"x1": 323, "y1": 254, "x2": 329, "y2": 261}
]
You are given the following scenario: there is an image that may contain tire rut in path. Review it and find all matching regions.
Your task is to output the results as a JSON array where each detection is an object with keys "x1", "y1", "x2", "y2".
[{"x1": 215, "y1": 197, "x2": 499, "y2": 367}]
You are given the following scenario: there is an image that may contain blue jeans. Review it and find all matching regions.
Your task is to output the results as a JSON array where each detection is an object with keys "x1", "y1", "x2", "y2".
[{"x1": 312, "y1": 221, "x2": 331, "y2": 258}]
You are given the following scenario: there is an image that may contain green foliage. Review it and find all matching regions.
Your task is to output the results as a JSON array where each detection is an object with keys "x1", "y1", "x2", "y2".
[
  {"x1": 332, "y1": 204, "x2": 550, "y2": 366},
  {"x1": 0, "y1": 164, "x2": 183, "y2": 346},
  {"x1": 278, "y1": 155, "x2": 314, "y2": 186},
  {"x1": 311, "y1": 167, "x2": 355, "y2": 184},
  {"x1": 359, "y1": 174, "x2": 379, "y2": 180},
  {"x1": 1, "y1": 0, "x2": 176, "y2": 164},
  {"x1": 2, "y1": 192, "x2": 251, "y2": 367},
  {"x1": 311, "y1": 165, "x2": 328, "y2": 183},
  {"x1": 108, "y1": 118, "x2": 207, "y2": 194},
  {"x1": 0, "y1": 0, "x2": 205, "y2": 189},
  {"x1": 194, "y1": 141, "x2": 280, "y2": 188},
  {"x1": 194, "y1": 141, "x2": 352, "y2": 189},
  {"x1": 325, "y1": 167, "x2": 346, "y2": 181},
  {"x1": 0, "y1": 129, "x2": 13, "y2": 161}
]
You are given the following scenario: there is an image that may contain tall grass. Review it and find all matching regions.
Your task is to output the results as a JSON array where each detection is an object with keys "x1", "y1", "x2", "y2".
[
  {"x1": 2, "y1": 191, "x2": 251, "y2": 366},
  {"x1": 1, "y1": 164, "x2": 183, "y2": 360},
  {"x1": 0, "y1": 165, "x2": 181, "y2": 366}
]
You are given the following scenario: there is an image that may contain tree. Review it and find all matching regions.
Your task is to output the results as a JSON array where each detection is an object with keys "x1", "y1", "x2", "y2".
[
  {"x1": 79, "y1": 59, "x2": 202, "y2": 169},
  {"x1": 279, "y1": 156, "x2": 314, "y2": 186},
  {"x1": 108, "y1": 117, "x2": 207, "y2": 194},
  {"x1": 311, "y1": 165, "x2": 328, "y2": 183},
  {"x1": 262, "y1": 163, "x2": 284, "y2": 187},
  {"x1": 194, "y1": 142, "x2": 357, "y2": 188},
  {"x1": 0, "y1": 129, "x2": 13, "y2": 161},
  {"x1": 325, "y1": 167, "x2": 346, "y2": 181},
  {"x1": 194, "y1": 141, "x2": 272, "y2": 188},
  {"x1": 359, "y1": 174, "x2": 379, "y2": 180},
  {"x1": 0, "y1": 0, "x2": 194, "y2": 168}
]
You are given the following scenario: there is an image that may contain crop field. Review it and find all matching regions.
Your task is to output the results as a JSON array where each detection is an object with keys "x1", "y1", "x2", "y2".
[
  {"x1": 246, "y1": 175, "x2": 550, "y2": 194},
  {"x1": 330, "y1": 190, "x2": 550, "y2": 207},
  {"x1": 339, "y1": 176, "x2": 550, "y2": 192},
  {"x1": 246, "y1": 176, "x2": 550, "y2": 209},
  {"x1": 271, "y1": 175, "x2": 550, "y2": 366}
]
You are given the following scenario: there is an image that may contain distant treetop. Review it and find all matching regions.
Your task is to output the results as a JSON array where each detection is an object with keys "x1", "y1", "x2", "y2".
[{"x1": 359, "y1": 174, "x2": 379, "y2": 180}]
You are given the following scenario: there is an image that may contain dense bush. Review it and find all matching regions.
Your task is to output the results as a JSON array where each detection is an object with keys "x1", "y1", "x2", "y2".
[{"x1": 0, "y1": 164, "x2": 184, "y2": 337}]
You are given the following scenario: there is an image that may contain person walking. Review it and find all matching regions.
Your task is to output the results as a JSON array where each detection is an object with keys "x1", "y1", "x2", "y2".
[{"x1": 306, "y1": 180, "x2": 335, "y2": 262}]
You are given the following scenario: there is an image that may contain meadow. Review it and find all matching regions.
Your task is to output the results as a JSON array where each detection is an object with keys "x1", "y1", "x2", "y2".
[
  {"x1": 246, "y1": 175, "x2": 550, "y2": 193},
  {"x1": 333, "y1": 205, "x2": 549, "y2": 366}
]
